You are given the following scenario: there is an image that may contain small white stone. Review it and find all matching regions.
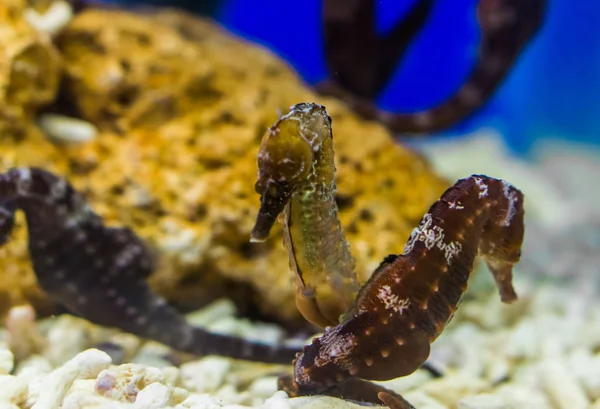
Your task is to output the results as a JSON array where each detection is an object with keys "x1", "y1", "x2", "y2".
[
  {"x1": 61, "y1": 391, "x2": 134, "y2": 409},
  {"x1": 134, "y1": 382, "x2": 171, "y2": 408},
  {"x1": 422, "y1": 373, "x2": 487, "y2": 407},
  {"x1": 185, "y1": 299, "x2": 237, "y2": 327},
  {"x1": 401, "y1": 391, "x2": 447, "y2": 409},
  {"x1": 180, "y1": 357, "x2": 231, "y2": 394},
  {"x1": 457, "y1": 394, "x2": 510, "y2": 409},
  {"x1": 421, "y1": 372, "x2": 487, "y2": 407},
  {"x1": 5, "y1": 305, "x2": 46, "y2": 361},
  {"x1": 13, "y1": 357, "x2": 53, "y2": 408},
  {"x1": 24, "y1": 1, "x2": 73, "y2": 36},
  {"x1": 43, "y1": 316, "x2": 90, "y2": 366},
  {"x1": 15, "y1": 355, "x2": 53, "y2": 375},
  {"x1": 568, "y1": 350, "x2": 600, "y2": 400},
  {"x1": 248, "y1": 376, "x2": 278, "y2": 399},
  {"x1": 506, "y1": 318, "x2": 539, "y2": 360},
  {"x1": 0, "y1": 375, "x2": 28, "y2": 404},
  {"x1": 485, "y1": 355, "x2": 510, "y2": 384},
  {"x1": 174, "y1": 393, "x2": 224, "y2": 409},
  {"x1": 0, "y1": 404, "x2": 21, "y2": 409},
  {"x1": 496, "y1": 384, "x2": 551, "y2": 409},
  {"x1": 32, "y1": 349, "x2": 112, "y2": 409},
  {"x1": 539, "y1": 359, "x2": 589, "y2": 409},
  {"x1": 39, "y1": 114, "x2": 98, "y2": 144},
  {"x1": 0, "y1": 347, "x2": 14, "y2": 374},
  {"x1": 288, "y1": 396, "x2": 361, "y2": 409},
  {"x1": 511, "y1": 363, "x2": 543, "y2": 390},
  {"x1": 214, "y1": 383, "x2": 246, "y2": 405}
]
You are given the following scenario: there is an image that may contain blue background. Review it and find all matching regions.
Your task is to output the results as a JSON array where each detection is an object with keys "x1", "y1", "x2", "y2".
[{"x1": 111, "y1": 0, "x2": 600, "y2": 153}]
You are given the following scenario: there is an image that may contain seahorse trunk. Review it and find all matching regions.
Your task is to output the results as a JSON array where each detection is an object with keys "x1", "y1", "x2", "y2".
[{"x1": 285, "y1": 130, "x2": 359, "y2": 327}]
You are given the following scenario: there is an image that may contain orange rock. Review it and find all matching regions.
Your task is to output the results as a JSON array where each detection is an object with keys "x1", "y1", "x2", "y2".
[{"x1": 0, "y1": 6, "x2": 448, "y2": 325}]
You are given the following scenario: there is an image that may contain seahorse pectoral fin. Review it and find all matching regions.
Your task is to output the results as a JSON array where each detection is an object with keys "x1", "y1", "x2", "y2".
[{"x1": 295, "y1": 285, "x2": 341, "y2": 328}]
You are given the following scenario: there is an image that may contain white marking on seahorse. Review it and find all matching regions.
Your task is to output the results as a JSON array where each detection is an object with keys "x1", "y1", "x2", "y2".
[
  {"x1": 501, "y1": 180, "x2": 519, "y2": 226},
  {"x1": 377, "y1": 284, "x2": 411, "y2": 315},
  {"x1": 15, "y1": 168, "x2": 33, "y2": 195},
  {"x1": 404, "y1": 213, "x2": 463, "y2": 265},
  {"x1": 448, "y1": 201, "x2": 464, "y2": 210},
  {"x1": 473, "y1": 177, "x2": 489, "y2": 198}
]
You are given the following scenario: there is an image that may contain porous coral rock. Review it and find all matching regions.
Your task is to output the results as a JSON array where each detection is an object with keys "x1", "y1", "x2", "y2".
[
  {"x1": 32, "y1": 349, "x2": 112, "y2": 409},
  {"x1": 0, "y1": 5, "x2": 448, "y2": 324},
  {"x1": 94, "y1": 363, "x2": 182, "y2": 403},
  {"x1": 0, "y1": 0, "x2": 61, "y2": 135}
]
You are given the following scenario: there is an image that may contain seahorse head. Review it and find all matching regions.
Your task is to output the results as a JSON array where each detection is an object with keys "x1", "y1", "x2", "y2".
[{"x1": 251, "y1": 103, "x2": 332, "y2": 242}]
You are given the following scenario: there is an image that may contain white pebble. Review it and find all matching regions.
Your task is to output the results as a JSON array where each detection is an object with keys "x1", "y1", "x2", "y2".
[
  {"x1": 186, "y1": 299, "x2": 237, "y2": 327},
  {"x1": 0, "y1": 348, "x2": 14, "y2": 374},
  {"x1": 62, "y1": 391, "x2": 134, "y2": 409},
  {"x1": 288, "y1": 396, "x2": 361, "y2": 408},
  {"x1": 134, "y1": 383, "x2": 171, "y2": 408},
  {"x1": 568, "y1": 350, "x2": 600, "y2": 400},
  {"x1": 24, "y1": 1, "x2": 74, "y2": 36},
  {"x1": 401, "y1": 391, "x2": 447, "y2": 409},
  {"x1": 484, "y1": 354, "x2": 510, "y2": 384},
  {"x1": 422, "y1": 372, "x2": 487, "y2": 407},
  {"x1": 0, "y1": 375, "x2": 28, "y2": 404},
  {"x1": 174, "y1": 393, "x2": 224, "y2": 409},
  {"x1": 180, "y1": 357, "x2": 231, "y2": 394},
  {"x1": 43, "y1": 316, "x2": 89, "y2": 366},
  {"x1": 539, "y1": 359, "x2": 589, "y2": 409},
  {"x1": 496, "y1": 385, "x2": 551, "y2": 409},
  {"x1": 457, "y1": 394, "x2": 509, "y2": 409},
  {"x1": 248, "y1": 376, "x2": 278, "y2": 399},
  {"x1": 13, "y1": 357, "x2": 53, "y2": 408},
  {"x1": 5, "y1": 305, "x2": 45, "y2": 361},
  {"x1": 32, "y1": 349, "x2": 112, "y2": 409},
  {"x1": 39, "y1": 114, "x2": 98, "y2": 144},
  {"x1": 15, "y1": 355, "x2": 53, "y2": 375}
]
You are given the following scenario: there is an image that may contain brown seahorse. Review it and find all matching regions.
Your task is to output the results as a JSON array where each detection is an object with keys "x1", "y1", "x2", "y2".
[
  {"x1": 251, "y1": 103, "x2": 525, "y2": 407},
  {"x1": 0, "y1": 167, "x2": 300, "y2": 363}
]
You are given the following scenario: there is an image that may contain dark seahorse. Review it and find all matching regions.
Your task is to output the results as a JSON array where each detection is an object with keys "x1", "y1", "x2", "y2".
[
  {"x1": 276, "y1": 173, "x2": 525, "y2": 407},
  {"x1": 0, "y1": 167, "x2": 299, "y2": 363},
  {"x1": 318, "y1": 0, "x2": 547, "y2": 135}
]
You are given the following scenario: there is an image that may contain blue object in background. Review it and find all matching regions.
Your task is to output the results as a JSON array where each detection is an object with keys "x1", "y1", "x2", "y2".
[
  {"x1": 216, "y1": 0, "x2": 600, "y2": 154},
  {"x1": 104, "y1": 0, "x2": 600, "y2": 153}
]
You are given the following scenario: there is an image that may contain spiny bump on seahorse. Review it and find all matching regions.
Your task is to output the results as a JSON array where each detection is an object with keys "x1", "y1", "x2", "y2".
[
  {"x1": 251, "y1": 102, "x2": 360, "y2": 329},
  {"x1": 0, "y1": 167, "x2": 300, "y2": 363}
]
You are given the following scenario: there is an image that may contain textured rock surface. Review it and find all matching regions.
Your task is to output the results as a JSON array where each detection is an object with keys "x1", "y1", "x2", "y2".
[
  {"x1": 0, "y1": 0, "x2": 61, "y2": 136},
  {"x1": 2, "y1": 281, "x2": 600, "y2": 409},
  {"x1": 0, "y1": 5, "x2": 448, "y2": 323}
]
